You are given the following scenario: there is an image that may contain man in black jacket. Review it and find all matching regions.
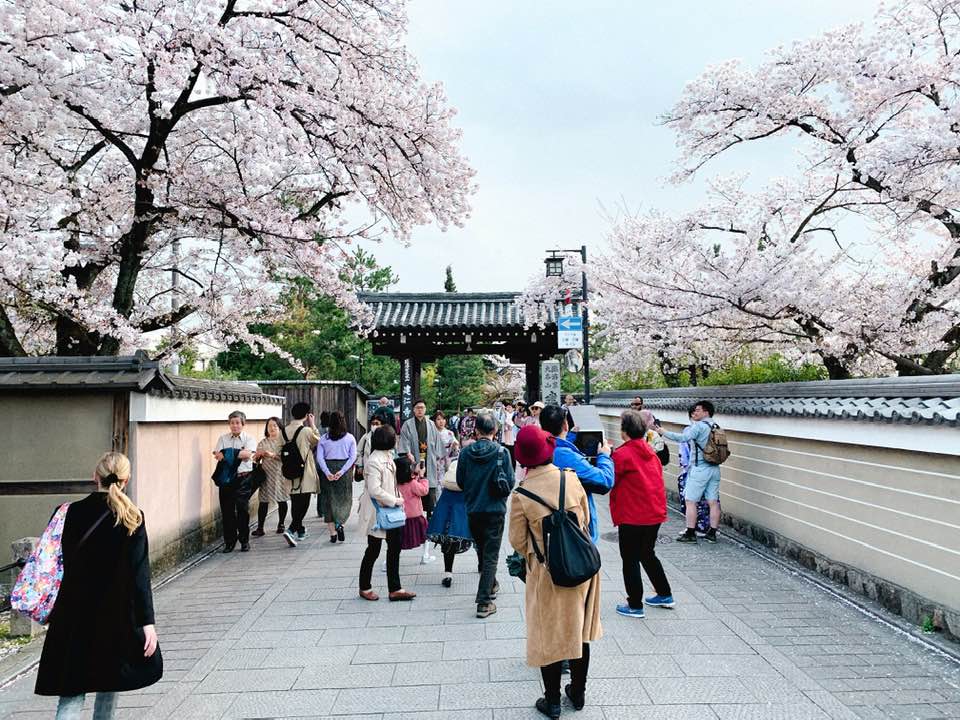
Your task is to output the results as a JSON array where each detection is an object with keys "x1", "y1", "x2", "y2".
[{"x1": 457, "y1": 410, "x2": 515, "y2": 618}]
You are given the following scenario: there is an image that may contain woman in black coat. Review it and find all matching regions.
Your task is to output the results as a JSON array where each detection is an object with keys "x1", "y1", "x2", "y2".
[{"x1": 35, "y1": 452, "x2": 162, "y2": 719}]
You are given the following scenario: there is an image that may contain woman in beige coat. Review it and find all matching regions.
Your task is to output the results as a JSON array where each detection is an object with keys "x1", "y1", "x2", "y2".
[
  {"x1": 357, "y1": 425, "x2": 416, "y2": 602},
  {"x1": 509, "y1": 426, "x2": 602, "y2": 719}
]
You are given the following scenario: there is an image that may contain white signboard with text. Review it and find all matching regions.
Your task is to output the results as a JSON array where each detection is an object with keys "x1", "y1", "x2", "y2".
[
  {"x1": 540, "y1": 360, "x2": 562, "y2": 405},
  {"x1": 557, "y1": 314, "x2": 583, "y2": 350}
]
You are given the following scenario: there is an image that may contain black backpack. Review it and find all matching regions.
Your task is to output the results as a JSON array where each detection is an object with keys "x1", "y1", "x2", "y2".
[
  {"x1": 656, "y1": 444, "x2": 670, "y2": 467},
  {"x1": 515, "y1": 470, "x2": 601, "y2": 588},
  {"x1": 280, "y1": 426, "x2": 306, "y2": 481}
]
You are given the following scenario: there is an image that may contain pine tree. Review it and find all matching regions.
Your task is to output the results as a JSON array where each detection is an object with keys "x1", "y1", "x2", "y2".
[{"x1": 435, "y1": 266, "x2": 486, "y2": 413}]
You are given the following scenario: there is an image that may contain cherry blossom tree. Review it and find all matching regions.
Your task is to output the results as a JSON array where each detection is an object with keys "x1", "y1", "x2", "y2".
[
  {"x1": 591, "y1": 175, "x2": 949, "y2": 380},
  {"x1": 0, "y1": 0, "x2": 474, "y2": 357},
  {"x1": 557, "y1": 0, "x2": 960, "y2": 380}
]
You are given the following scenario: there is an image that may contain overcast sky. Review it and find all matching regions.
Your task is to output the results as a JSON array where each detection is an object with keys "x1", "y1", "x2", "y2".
[{"x1": 365, "y1": 0, "x2": 881, "y2": 293}]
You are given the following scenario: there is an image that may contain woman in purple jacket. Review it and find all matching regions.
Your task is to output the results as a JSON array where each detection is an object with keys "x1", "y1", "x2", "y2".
[{"x1": 316, "y1": 411, "x2": 357, "y2": 543}]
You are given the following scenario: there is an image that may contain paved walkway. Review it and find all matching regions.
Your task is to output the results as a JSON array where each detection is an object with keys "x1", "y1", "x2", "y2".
[{"x1": 1, "y1": 493, "x2": 958, "y2": 720}]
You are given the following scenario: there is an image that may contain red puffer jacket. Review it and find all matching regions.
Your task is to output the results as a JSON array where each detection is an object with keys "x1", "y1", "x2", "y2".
[{"x1": 610, "y1": 438, "x2": 667, "y2": 526}]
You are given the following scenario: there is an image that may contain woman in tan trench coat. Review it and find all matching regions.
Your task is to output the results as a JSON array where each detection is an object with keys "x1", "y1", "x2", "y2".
[{"x1": 509, "y1": 426, "x2": 602, "y2": 719}]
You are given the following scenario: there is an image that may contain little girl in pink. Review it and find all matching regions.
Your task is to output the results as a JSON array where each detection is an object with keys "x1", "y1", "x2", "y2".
[{"x1": 395, "y1": 457, "x2": 429, "y2": 550}]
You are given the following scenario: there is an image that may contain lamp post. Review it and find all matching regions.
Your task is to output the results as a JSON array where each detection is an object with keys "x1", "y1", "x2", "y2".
[
  {"x1": 544, "y1": 245, "x2": 590, "y2": 403},
  {"x1": 348, "y1": 353, "x2": 364, "y2": 385}
]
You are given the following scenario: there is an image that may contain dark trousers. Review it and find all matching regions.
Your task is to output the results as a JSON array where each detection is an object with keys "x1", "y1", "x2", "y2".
[
  {"x1": 359, "y1": 529, "x2": 402, "y2": 593},
  {"x1": 468, "y1": 512, "x2": 505, "y2": 605},
  {"x1": 422, "y1": 487, "x2": 437, "y2": 521},
  {"x1": 618, "y1": 523, "x2": 672, "y2": 609},
  {"x1": 541, "y1": 643, "x2": 590, "y2": 704},
  {"x1": 443, "y1": 545, "x2": 457, "y2": 573},
  {"x1": 257, "y1": 501, "x2": 288, "y2": 530},
  {"x1": 219, "y1": 482, "x2": 251, "y2": 547},
  {"x1": 289, "y1": 493, "x2": 312, "y2": 534}
]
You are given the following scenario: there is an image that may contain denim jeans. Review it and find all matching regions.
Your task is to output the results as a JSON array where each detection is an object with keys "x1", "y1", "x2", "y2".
[{"x1": 56, "y1": 693, "x2": 117, "y2": 720}]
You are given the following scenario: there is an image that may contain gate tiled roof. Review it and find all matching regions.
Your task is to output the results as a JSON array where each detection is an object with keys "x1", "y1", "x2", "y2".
[{"x1": 359, "y1": 292, "x2": 575, "y2": 330}]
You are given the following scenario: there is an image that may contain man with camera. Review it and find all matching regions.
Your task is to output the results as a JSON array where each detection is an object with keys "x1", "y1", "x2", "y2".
[{"x1": 539, "y1": 404, "x2": 614, "y2": 544}]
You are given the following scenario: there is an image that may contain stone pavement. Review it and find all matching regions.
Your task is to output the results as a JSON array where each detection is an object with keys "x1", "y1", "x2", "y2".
[{"x1": 1, "y1": 492, "x2": 958, "y2": 720}]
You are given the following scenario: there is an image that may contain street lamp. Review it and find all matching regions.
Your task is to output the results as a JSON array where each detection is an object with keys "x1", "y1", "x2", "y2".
[
  {"x1": 544, "y1": 245, "x2": 591, "y2": 404},
  {"x1": 348, "y1": 353, "x2": 364, "y2": 385},
  {"x1": 544, "y1": 251, "x2": 565, "y2": 278}
]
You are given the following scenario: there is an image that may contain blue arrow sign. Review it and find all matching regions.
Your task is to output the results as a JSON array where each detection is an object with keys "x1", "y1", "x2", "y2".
[{"x1": 558, "y1": 315, "x2": 583, "y2": 331}]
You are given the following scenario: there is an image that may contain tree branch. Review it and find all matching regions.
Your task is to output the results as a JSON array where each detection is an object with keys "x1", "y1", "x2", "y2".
[
  {"x1": 64, "y1": 102, "x2": 140, "y2": 169},
  {"x1": 137, "y1": 304, "x2": 197, "y2": 332},
  {"x1": 295, "y1": 190, "x2": 350, "y2": 220}
]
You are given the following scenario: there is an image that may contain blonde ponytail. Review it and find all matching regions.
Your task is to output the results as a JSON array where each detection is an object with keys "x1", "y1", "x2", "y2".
[{"x1": 95, "y1": 452, "x2": 142, "y2": 535}]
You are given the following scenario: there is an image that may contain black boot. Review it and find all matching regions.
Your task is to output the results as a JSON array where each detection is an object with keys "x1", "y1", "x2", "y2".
[
  {"x1": 565, "y1": 683, "x2": 585, "y2": 710},
  {"x1": 535, "y1": 696, "x2": 561, "y2": 719}
]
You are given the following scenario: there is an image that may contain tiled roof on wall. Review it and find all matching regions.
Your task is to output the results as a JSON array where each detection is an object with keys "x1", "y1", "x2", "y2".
[
  {"x1": 595, "y1": 375, "x2": 960, "y2": 427},
  {"x1": 156, "y1": 375, "x2": 282, "y2": 405},
  {"x1": 0, "y1": 352, "x2": 282, "y2": 405}
]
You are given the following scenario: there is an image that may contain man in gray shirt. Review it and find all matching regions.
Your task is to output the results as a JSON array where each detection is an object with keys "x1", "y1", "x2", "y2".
[{"x1": 213, "y1": 410, "x2": 258, "y2": 553}]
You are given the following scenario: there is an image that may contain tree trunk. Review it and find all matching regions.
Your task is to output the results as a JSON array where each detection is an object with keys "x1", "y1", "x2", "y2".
[
  {"x1": 0, "y1": 307, "x2": 26, "y2": 356},
  {"x1": 913, "y1": 323, "x2": 960, "y2": 375},
  {"x1": 55, "y1": 316, "x2": 100, "y2": 355},
  {"x1": 820, "y1": 354, "x2": 853, "y2": 380},
  {"x1": 97, "y1": 176, "x2": 157, "y2": 356}
]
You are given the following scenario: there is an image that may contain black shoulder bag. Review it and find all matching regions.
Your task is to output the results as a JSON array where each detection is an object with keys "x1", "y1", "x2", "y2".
[{"x1": 514, "y1": 470, "x2": 601, "y2": 588}]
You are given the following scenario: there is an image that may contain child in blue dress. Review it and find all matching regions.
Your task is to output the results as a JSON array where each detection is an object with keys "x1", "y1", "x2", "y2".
[{"x1": 426, "y1": 453, "x2": 473, "y2": 588}]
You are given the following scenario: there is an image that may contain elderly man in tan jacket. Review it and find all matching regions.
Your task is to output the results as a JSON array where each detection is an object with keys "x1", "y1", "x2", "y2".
[{"x1": 282, "y1": 402, "x2": 320, "y2": 546}]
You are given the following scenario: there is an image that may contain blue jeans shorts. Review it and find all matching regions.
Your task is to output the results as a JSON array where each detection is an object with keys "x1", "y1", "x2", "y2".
[{"x1": 684, "y1": 468, "x2": 720, "y2": 503}]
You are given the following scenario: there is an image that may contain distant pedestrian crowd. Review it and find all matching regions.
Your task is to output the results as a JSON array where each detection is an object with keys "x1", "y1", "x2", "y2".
[{"x1": 15, "y1": 389, "x2": 729, "y2": 719}]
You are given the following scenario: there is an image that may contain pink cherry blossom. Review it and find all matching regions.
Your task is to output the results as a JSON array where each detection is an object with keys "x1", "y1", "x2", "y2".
[
  {"x1": 0, "y1": 0, "x2": 475, "y2": 358},
  {"x1": 530, "y1": 0, "x2": 959, "y2": 380}
]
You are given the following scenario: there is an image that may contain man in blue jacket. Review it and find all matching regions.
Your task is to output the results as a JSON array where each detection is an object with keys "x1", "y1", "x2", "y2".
[{"x1": 539, "y1": 404, "x2": 614, "y2": 544}]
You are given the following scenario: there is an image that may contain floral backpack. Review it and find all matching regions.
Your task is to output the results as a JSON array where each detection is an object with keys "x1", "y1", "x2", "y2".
[
  {"x1": 11, "y1": 503, "x2": 110, "y2": 624},
  {"x1": 11, "y1": 503, "x2": 70, "y2": 624}
]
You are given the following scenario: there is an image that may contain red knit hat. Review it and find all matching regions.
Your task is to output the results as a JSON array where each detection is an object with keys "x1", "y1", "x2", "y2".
[{"x1": 514, "y1": 425, "x2": 556, "y2": 468}]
